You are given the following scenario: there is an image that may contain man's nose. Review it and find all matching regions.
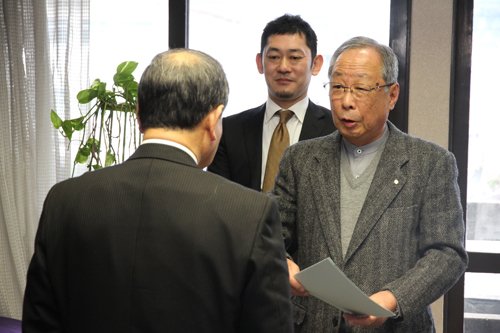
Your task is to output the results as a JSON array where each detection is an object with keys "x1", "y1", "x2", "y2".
[
  {"x1": 341, "y1": 88, "x2": 356, "y2": 109},
  {"x1": 277, "y1": 58, "x2": 291, "y2": 72}
]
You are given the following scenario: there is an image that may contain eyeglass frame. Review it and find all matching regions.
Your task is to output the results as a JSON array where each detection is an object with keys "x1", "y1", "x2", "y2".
[{"x1": 323, "y1": 82, "x2": 396, "y2": 100}]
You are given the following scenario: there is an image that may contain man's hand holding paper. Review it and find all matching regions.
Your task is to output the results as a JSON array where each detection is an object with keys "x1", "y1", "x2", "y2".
[
  {"x1": 287, "y1": 259, "x2": 309, "y2": 297},
  {"x1": 343, "y1": 290, "x2": 398, "y2": 327}
]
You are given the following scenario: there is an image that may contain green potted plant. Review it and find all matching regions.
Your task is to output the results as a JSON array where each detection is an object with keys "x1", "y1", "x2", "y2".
[{"x1": 51, "y1": 61, "x2": 142, "y2": 176}]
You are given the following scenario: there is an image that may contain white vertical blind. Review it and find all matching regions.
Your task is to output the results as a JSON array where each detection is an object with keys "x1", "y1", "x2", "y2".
[{"x1": 0, "y1": 0, "x2": 89, "y2": 319}]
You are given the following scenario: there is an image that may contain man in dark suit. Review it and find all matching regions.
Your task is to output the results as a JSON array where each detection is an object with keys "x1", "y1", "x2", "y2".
[
  {"x1": 208, "y1": 14, "x2": 335, "y2": 192},
  {"x1": 22, "y1": 49, "x2": 293, "y2": 333},
  {"x1": 270, "y1": 37, "x2": 468, "y2": 332}
]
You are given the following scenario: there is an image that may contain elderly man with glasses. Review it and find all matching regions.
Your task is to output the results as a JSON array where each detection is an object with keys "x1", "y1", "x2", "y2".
[{"x1": 269, "y1": 36, "x2": 468, "y2": 333}]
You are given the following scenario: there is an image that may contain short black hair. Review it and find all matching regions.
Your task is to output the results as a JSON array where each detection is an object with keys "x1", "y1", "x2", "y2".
[
  {"x1": 260, "y1": 14, "x2": 318, "y2": 63},
  {"x1": 138, "y1": 49, "x2": 229, "y2": 131}
]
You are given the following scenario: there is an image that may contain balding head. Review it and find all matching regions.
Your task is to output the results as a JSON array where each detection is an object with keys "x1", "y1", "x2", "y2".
[{"x1": 138, "y1": 49, "x2": 229, "y2": 131}]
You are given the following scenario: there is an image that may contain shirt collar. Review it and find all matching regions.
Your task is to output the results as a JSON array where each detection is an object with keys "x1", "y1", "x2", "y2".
[
  {"x1": 264, "y1": 96, "x2": 309, "y2": 125},
  {"x1": 141, "y1": 138, "x2": 198, "y2": 165},
  {"x1": 342, "y1": 125, "x2": 390, "y2": 156}
]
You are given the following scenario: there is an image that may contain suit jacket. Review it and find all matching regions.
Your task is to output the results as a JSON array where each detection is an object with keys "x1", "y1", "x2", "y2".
[
  {"x1": 208, "y1": 100, "x2": 335, "y2": 191},
  {"x1": 22, "y1": 144, "x2": 293, "y2": 333},
  {"x1": 269, "y1": 122, "x2": 468, "y2": 333}
]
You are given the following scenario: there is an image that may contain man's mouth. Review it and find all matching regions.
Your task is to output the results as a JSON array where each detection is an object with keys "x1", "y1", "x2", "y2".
[
  {"x1": 342, "y1": 118, "x2": 357, "y2": 127},
  {"x1": 276, "y1": 78, "x2": 293, "y2": 84}
]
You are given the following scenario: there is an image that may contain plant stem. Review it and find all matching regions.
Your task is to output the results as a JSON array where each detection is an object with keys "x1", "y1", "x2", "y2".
[
  {"x1": 122, "y1": 107, "x2": 128, "y2": 163},
  {"x1": 96, "y1": 102, "x2": 106, "y2": 166}
]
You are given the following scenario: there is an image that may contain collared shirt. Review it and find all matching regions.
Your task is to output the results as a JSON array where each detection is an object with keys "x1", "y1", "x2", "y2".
[
  {"x1": 261, "y1": 96, "x2": 309, "y2": 188},
  {"x1": 141, "y1": 138, "x2": 198, "y2": 165},
  {"x1": 342, "y1": 125, "x2": 389, "y2": 178}
]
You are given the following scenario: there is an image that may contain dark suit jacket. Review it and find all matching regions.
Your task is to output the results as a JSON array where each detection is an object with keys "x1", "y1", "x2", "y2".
[
  {"x1": 270, "y1": 122, "x2": 468, "y2": 333},
  {"x1": 22, "y1": 144, "x2": 293, "y2": 333},
  {"x1": 208, "y1": 100, "x2": 335, "y2": 191}
]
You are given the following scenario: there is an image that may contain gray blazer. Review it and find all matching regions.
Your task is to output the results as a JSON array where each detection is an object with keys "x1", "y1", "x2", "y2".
[{"x1": 270, "y1": 122, "x2": 468, "y2": 333}]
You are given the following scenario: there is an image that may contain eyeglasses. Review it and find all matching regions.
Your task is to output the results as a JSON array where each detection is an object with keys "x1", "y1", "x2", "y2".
[{"x1": 323, "y1": 82, "x2": 395, "y2": 100}]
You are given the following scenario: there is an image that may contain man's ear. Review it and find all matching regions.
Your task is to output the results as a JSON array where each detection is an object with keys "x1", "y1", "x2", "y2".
[
  {"x1": 389, "y1": 83, "x2": 400, "y2": 110},
  {"x1": 136, "y1": 105, "x2": 144, "y2": 133},
  {"x1": 311, "y1": 54, "x2": 324, "y2": 76},
  {"x1": 208, "y1": 104, "x2": 224, "y2": 141},
  {"x1": 256, "y1": 53, "x2": 264, "y2": 74}
]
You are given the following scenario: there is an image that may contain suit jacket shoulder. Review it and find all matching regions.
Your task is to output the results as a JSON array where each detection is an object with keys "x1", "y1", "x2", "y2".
[
  {"x1": 300, "y1": 101, "x2": 335, "y2": 141},
  {"x1": 208, "y1": 101, "x2": 335, "y2": 191},
  {"x1": 23, "y1": 143, "x2": 293, "y2": 333},
  {"x1": 207, "y1": 104, "x2": 266, "y2": 190}
]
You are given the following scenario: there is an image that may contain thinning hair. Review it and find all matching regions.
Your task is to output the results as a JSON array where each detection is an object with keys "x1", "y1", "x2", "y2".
[
  {"x1": 260, "y1": 14, "x2": 318, "y2": 64},
  {"x1": 328, "y1": 36, "x2": 399, "y2": 86},
  {"x1": 138, "y1": 48, "x2": 229, "y2": 131}
]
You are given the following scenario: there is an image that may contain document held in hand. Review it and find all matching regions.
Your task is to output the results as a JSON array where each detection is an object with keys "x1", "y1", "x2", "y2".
[{"x1": 294, "y1": 258, "x2": 396, "y2": 318}]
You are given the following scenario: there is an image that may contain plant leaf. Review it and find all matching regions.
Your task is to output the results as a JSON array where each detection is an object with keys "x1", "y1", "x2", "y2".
[
  {"x1": 77, "y1": 89, "x2": 98, "y2": 104},
  {"x1": 103, "y1": 90, "x2": 117, "y2": 105},
  {"x1": 79, "y1": 147, "x2": 91, "y2": 156},
  {"x1": 75, "y1": 149, "x2": 90, "y2": 164},
  {"x1": 90, "y1": 79, "x2": 101, "y2": 90},
  {"x1": 89, "y1": 140, "x2": 100, "y2": 155},
  {"x1": 105, "y1": 150, "x2": 115, "y2": 167},
  {"x1": 50, "y1": 110, "x2": 63, "y2": 129},
  {"x1": 113, "y1": 73, "x2": 134, "y2": 86},
  {"x1": 70, "y1": 117, "x2": 85, "y2": 131},
  {"x1": 97, "y1": 82, "x2": 107, "y2": 99},
  {"x1": 116, "y1": 61, "x2": 138, "y2": 76},
  {"x1": 86, "y1": 137, "x2": 97, "y2": 147},
  {"x1": 92, "y1": 164, "x2": 102, "y2": 170},
  {"x1": 121, "y1": 80, "x2": 138, "y2": 91},
  {"x1": 62, "y1": 120, "x2": 74, "y2": 141}
]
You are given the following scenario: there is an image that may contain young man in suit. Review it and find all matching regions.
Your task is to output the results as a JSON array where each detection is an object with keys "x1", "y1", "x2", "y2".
[
  {"x1": 270, "y1": 37, "x2": 468, "y2": 332},
  {"x1": 22, "y1": 49, "x2": 293, "y2": 333},
  {"x1": 208, "y1": 14, "x2": 335, "y2": 193}
]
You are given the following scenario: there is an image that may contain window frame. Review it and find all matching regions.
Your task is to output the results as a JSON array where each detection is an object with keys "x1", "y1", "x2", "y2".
[
  {"x1": 448, "y1": 0, "x2": 500, "y2": 332},
  {"x1": 170, "y1": 0, "x2": 410, "y2": 130}
]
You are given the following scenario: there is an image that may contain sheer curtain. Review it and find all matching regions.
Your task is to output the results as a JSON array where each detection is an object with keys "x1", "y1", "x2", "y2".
[{"x1": 0, "y1": 0, "x2": 89, "y2": 319}]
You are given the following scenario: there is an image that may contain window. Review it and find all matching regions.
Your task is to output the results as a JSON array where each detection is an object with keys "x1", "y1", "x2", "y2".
[
  {"x1": 449, "y1": 0, "x2": 500, "y2": 332},
  {"x1": 189, "y1": 0, "x2": 391, "y2": 117},
  {"x1": 70, "y1": 0, "x2": 170, "y2": 176},
  {"x1": 464, "y1": 273, "x2": 500, "y2": 332},
  {"x1": 463, "y1": 0, "x2": 500, "y2": 331},
  {"x1": 89, "y1": 0, "x2": 169, "y2": 83},
  {"x1": 466, "y1": 0, "x2": 500, "y2": 255}
]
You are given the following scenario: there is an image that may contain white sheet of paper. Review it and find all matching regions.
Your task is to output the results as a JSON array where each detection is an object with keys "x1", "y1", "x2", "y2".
[{"x1": 294, "y1": 258, "x2": 395, "y2": 317}]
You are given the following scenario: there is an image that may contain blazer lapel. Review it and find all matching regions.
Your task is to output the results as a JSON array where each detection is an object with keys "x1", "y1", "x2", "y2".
[
  {"x1": 242, "y1": 104, "x2": 265, "y2": 191},
  {"x1": 299, "y1": 100, "x2": 328, "y2": 141},
  {"x1": 309, "y1": 132, "x2": 345, "y2": 266},
  {"x1": 344, "y1": 123, "x2": 409, "y2": 262}
]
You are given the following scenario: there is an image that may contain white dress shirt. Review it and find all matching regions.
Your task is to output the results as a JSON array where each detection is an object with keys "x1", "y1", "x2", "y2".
[
  {"x1": 141, "y1": 138, "x2": 198, "y2": 165},
  {"x1": 261, "y1": 96, "x2": 309, "y2": 188}
]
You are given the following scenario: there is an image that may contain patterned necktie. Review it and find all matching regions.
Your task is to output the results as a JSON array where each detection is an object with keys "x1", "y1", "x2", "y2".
[{"x1": 262, "y1": 110, "x2": 294, "y2": 193}]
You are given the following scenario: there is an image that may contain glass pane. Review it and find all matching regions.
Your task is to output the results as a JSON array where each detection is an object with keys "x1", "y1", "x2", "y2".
[
  {"x1": 464, "y1": 273, "x2": 500, "y2": 332},
  {"x1": 89, "y1": 0, "x2": 169, "y2": 84},
  {"x1": 69, "y1": 0, "x2": 169, "y2": 176},
  {"x1": 189, "y1": 0, "x2": 390, "y2": 117},
  {"x1": 467, "y1": 0, "x2": 500, "y2": 253}
]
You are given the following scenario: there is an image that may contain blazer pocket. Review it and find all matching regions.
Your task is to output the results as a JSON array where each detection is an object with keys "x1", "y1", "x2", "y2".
[{"x1": 292, "y1": 296, "x2": 307, "y2": 325}]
